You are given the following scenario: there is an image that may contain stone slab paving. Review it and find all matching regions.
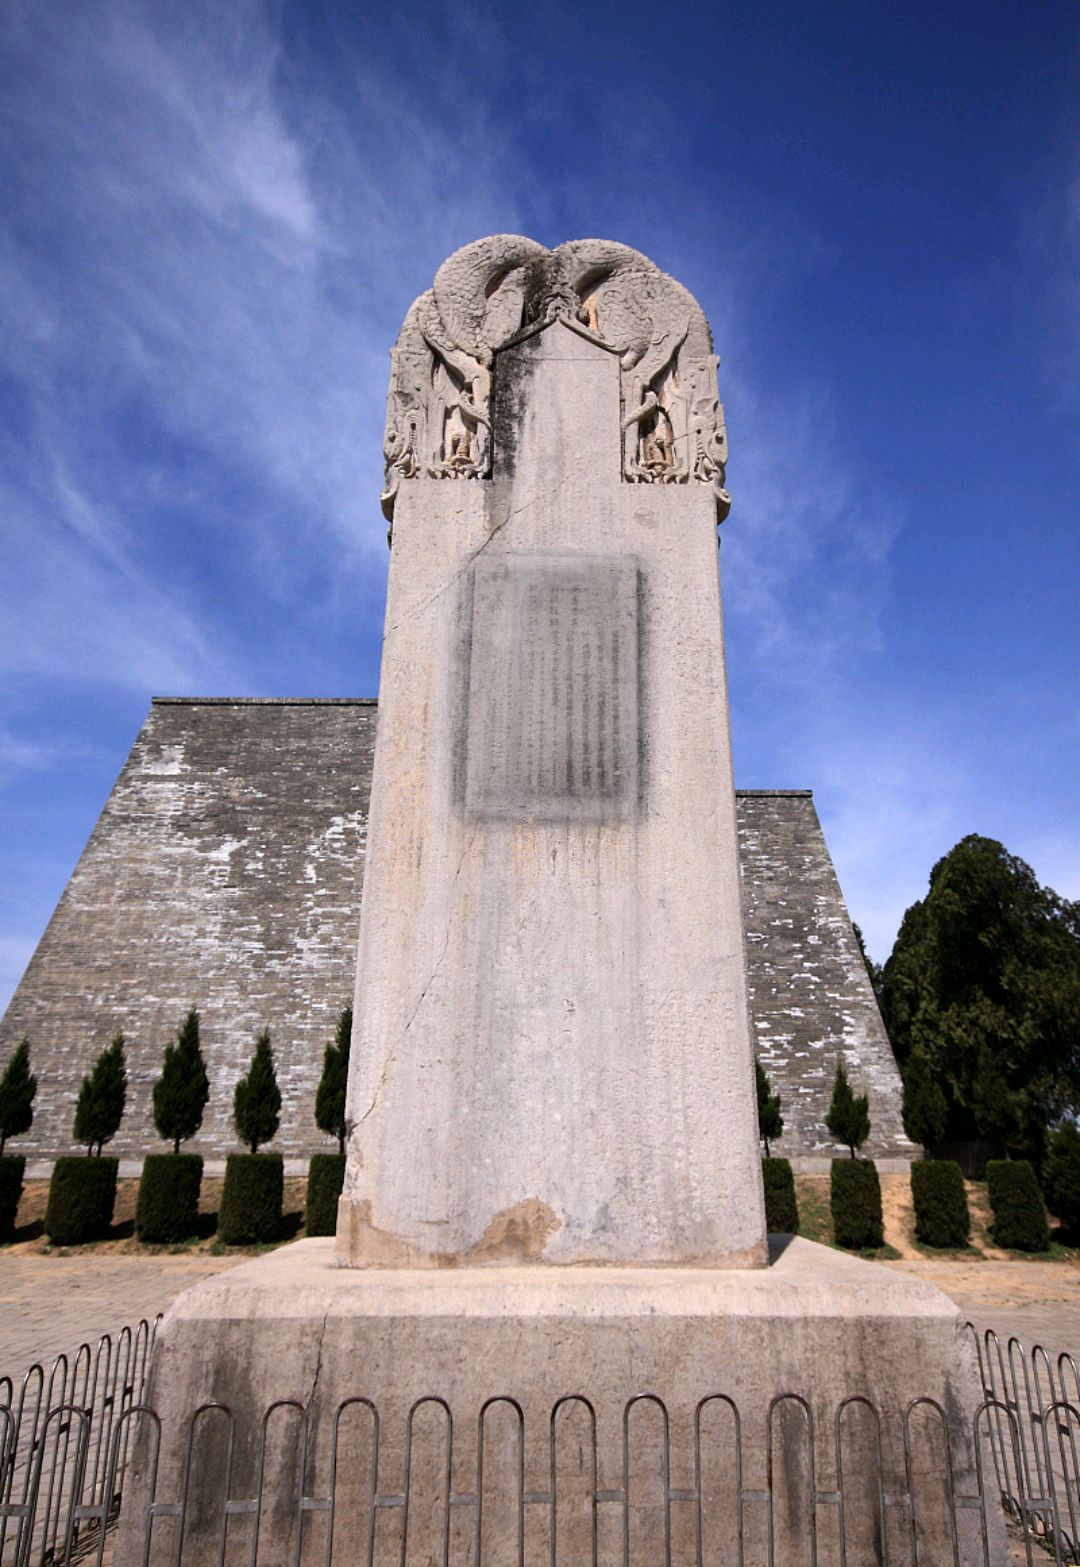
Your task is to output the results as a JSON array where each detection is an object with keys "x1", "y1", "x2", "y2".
[{"x1": 0, "y1": 1253, "x2": 247, "y2": 1379}]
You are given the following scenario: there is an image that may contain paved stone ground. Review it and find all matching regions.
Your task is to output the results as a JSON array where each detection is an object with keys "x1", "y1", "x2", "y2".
[
  {"x1": 2, "y1": 1249, "x2": 1079, "y2": 1382},
  {"x1": 888, "y1": 1256, "x2": 1080, "y2": 1363},
  {"x1": 0, "y1": 1252, "x2": 246, "y2": 1378}
]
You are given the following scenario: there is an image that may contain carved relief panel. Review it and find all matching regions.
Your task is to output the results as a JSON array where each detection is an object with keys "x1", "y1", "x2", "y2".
[{"x1": 381, "y1": 236, "x2": 731, "y2": 527}]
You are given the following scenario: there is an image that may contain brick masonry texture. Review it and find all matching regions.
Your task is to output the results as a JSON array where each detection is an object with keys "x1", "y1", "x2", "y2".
[
  {"x1": 0, "y1": 700, "x2": 375, "y2": 1163},
  {"x1": 737, "y1": 790, "x2": 914, "y2": 1165},
  {"x1": 0, "y1": 704, "x2": 912, "y2": 1165}
]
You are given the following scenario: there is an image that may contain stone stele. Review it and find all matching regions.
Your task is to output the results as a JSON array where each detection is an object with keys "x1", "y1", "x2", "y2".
[
  {"x1": 116, "y1": 239, "x2": 998, "y2": 1566},
  {"x1": 339, "y1": 234, "x2": 763, "y2": 1269}
]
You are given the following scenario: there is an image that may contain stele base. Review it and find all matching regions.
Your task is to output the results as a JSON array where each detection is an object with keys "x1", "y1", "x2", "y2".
[{"x1": 113, "y1": 1237, "x2": 1001, "y2": 1567}]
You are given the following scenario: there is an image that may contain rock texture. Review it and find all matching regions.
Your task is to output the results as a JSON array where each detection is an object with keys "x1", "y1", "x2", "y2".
[
  {"x1": 0, "y1": 716, "x2": 910, "y2": 1167},
  {"x1": 108, "y1": 238, "x2": 981, "y2": 1566}
]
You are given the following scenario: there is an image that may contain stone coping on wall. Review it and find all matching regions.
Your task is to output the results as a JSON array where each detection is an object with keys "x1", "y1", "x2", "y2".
[{"x1": 150, "y1": 696, "x2": 378, "y2": 705}]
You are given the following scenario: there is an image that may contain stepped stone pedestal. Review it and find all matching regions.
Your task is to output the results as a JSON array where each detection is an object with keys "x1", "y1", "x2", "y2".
[{"x1": 117, "y1": 240, "x2": 995, "y2": 1565}]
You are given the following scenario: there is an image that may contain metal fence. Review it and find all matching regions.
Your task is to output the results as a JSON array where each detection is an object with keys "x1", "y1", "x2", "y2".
[
  {"x1": 0, "y1": 1316, "x2": 159, "y2": 1566},
  {"x1": 969, "y1": 1324, "x2": 1080, "y2": 1561},
  {"x1": 2, "y1": 1319, "x2": 1078, "y2": 1566}
]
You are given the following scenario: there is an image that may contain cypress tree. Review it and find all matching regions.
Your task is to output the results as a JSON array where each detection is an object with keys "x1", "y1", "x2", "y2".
[
  {"x1": 901, "y1": 1047, "x2": 948, "y2": 1149},
  {"x1": 755, "y1": 1057, "x2": 783, "y2": 1157},
  {"x1": 233, "y1": 1030, "x2": 281, "y2": 1154},
  {"x1": 315, "y1": 1006, "x2": 352, "y2": 1155},
  {"x1": 73, "y1": 1035, "x2": 127, "y2": 1156},
  {"x1": 0, "y1": 1038, "x2": 36, "y2": 1156},
  {"x1": 825, "y1": 1059, "x2": 870, "y2": 1158},
  {"x1": 152, "y1": 1008, "x2": 210, "y2": 1153}
]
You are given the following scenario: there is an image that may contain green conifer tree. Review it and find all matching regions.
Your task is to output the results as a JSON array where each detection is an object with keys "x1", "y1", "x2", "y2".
[
  {"x1": 825, "y1": 1058, "x2": 870, "y2": 1158},
  {"x1": 971, "y1": 1045, "x2": 1023, "y2": 1152},
  {"x1": 0, "y1": 1038, "x2": 37, "y2": 1156},
  {"x1": 73, "y1": 1035, "x2": 127, "y2": 1156},
  {"x1": 755, "y1": 1057, "x2": 783, "y2": 1157},
  {"x1": 879, "y1": 835, "x2": 1080, "y2": 1160},
  {"x1": 152, "y1": 1008, "x2": 211, "y2": 1153},
  {"x1": 233, "y1": 1029, "x2": 281, "y2": 1154},
  {"x1": 315, "y1": 1005, "x2": 352, "y2": 1155},
  {"x1": 1043, "y1": 1124, "x2": 1080, "y2": 1239},
  {"x1": 901, "y1": 1047, "x2": 948, "y2": 1149}
]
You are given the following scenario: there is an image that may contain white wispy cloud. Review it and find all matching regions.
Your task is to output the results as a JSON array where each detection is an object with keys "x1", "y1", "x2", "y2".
[{"x1": 0, "y1": 0, "x2": 534, "y2": 709}]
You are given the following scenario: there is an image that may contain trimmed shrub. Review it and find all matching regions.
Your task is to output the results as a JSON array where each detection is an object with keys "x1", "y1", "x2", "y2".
[
  {"x1": 0, "y1": 1154, "x2": 25, "y2": 1242},
  {"x1": 219, "y1": 1153, "x2": 283, "y2": 1245},
  {"x1": 73, "y1": 1036, "x2": 127, "y2": 1155},
  {"x1": 306, "y1": 1153, "x2": 345, "y2": 1237},
  {"x1": 830, "y1": 1158, "x2": 884, "y2": 1250},
  {"x1": 911, "y1": 1159, "x2": 970, "y2": 1249},
  {"x1": 762, "y1": 1157, "x2": 799, "y2": 1234},
  {"x1": 136, "y1": 1154, "x2": 203, "y2": 1243},
  {"x1": 315, "y1": 1007, "x2": 352, "y2": 1156},
  {"x1": 1042, "y1": 1124, "x2": 1080, "y2": 1239},
  {"x1": 987, "y1": 1159, "x2": 1050, "y2": 1252},
  {"x1": 45, "y1": 1156, "x2": 119, "y2": 1245}
]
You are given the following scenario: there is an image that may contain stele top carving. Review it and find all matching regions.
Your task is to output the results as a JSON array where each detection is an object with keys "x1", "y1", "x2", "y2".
[{"x1": 380, "y1": 236, "x2": 731, "y2": 528}]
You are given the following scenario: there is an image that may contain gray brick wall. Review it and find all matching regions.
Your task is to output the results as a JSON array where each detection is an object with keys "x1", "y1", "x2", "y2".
[
  {"x1": 0, "y1": 706, "x2": 912, "y2": 1167},
  {"x1": 736, "y1": 790, "x2": 914, "y2": 1167},
  {"x1": 0, "y1": 699, "x2": 376, "y2": 1162}
]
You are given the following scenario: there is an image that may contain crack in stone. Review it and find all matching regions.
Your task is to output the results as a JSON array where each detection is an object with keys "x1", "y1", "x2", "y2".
[
  {"x1": 305, "y1": 1309, "x2": 329, "y2": 1413},
  {"x1": 356, "y1": 828, "x2": 477, "y2": 1125},
  {"x1": 385, "y1": 475, "x2": 575, "y2": 639}
]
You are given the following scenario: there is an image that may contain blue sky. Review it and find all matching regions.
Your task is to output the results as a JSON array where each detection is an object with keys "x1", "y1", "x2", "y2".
[{"x1": 2, "y1": 0, "x2": 1079, "y2": 1013}]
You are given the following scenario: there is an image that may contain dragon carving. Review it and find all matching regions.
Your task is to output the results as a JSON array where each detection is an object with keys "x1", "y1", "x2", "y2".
[{"x1": 381, "y1": 236, "x2": 730, "y2": 526}]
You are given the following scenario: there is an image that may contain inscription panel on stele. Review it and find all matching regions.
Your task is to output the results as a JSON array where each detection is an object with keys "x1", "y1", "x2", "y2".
[{"x1": 461, "y1": 553, "x2": 639, "y2": 822}]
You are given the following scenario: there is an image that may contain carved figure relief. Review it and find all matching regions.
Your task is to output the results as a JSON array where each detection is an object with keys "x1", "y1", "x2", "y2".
[{"x1": 381, "y1": 236, "x2": 731, "y2": 526}]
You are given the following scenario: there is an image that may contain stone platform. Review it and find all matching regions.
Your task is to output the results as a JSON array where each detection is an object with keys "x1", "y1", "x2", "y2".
[{"x1": 115, "y1": 1238, "x2": 1001, "y2": 1566}]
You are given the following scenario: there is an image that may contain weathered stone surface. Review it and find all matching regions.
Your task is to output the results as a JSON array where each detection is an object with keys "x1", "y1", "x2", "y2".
[
  {"x1": 737, "y1": 791, "x2": 916, "y2": 1169},
  {"x1": 340, "y1": 318, "x2": 765, "y2": 1267},
  {"x1": 0, "y1": 699, "x2": 375, "y2": 1162},
  {"x1": 114, "y1": 1238, "x2": 999, "y2": 1567}
]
